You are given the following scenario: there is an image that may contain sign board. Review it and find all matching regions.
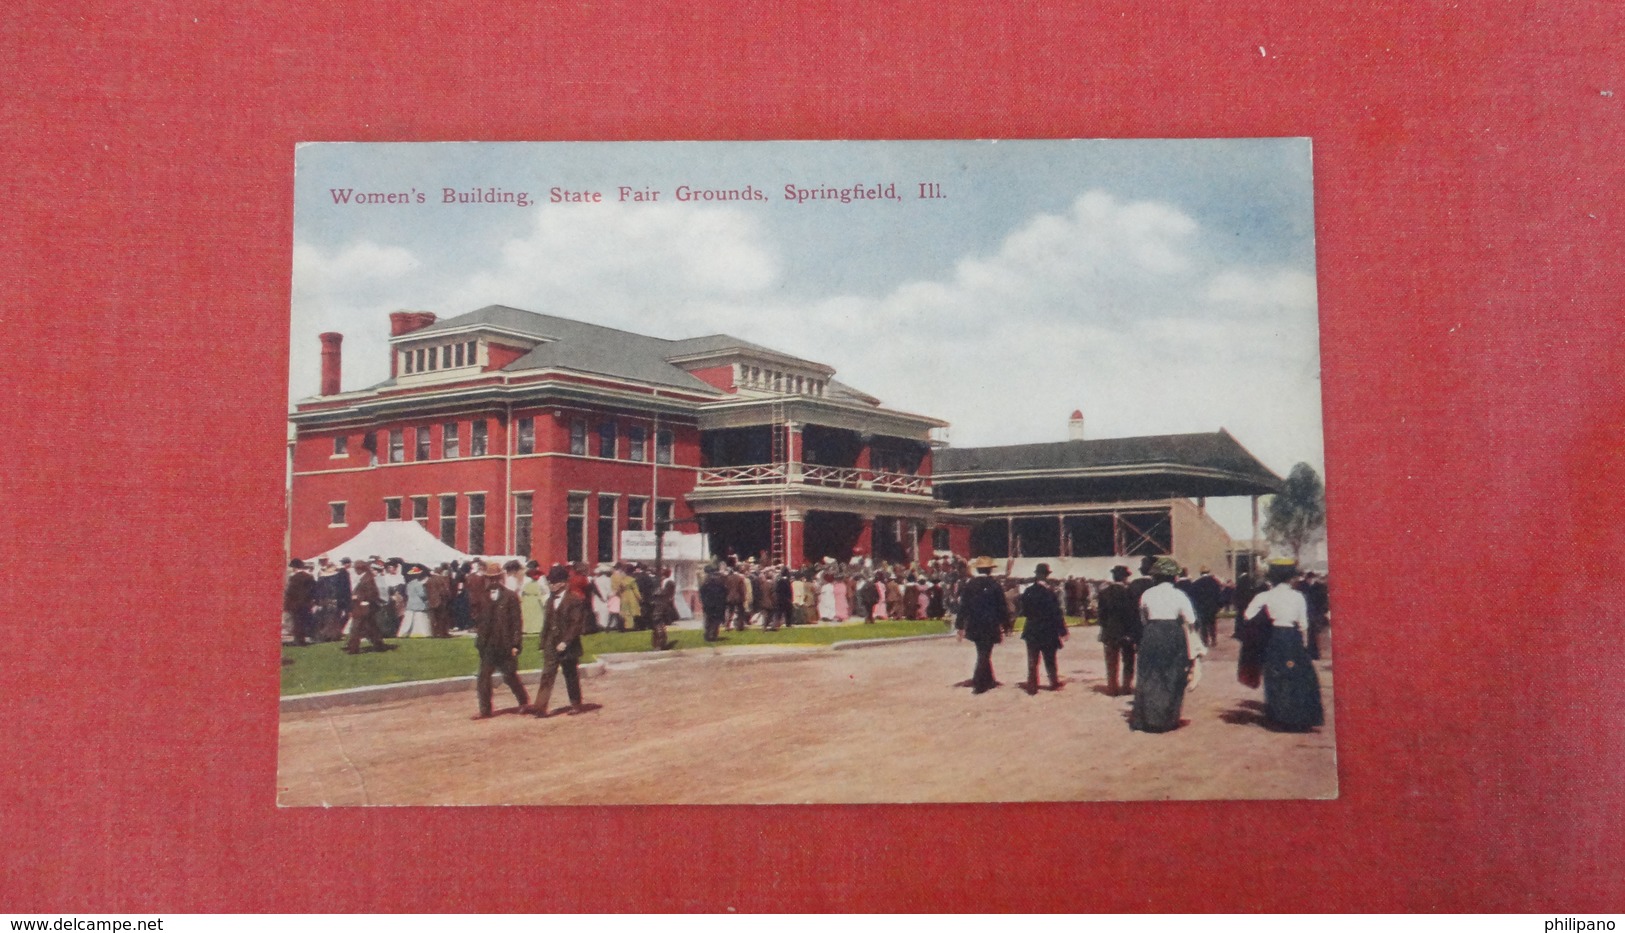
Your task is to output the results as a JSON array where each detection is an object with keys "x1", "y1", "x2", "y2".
[{"x1": 619, "y1": 530, "x2": 708, "y2": 562}]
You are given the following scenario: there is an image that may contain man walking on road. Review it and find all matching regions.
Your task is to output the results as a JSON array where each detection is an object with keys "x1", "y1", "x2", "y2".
[
  {"x1": 1188, "y1": 566, "x2": 1223, "y2": 648},
  {"x1": 471, "y1": 560, "x2": 528, "y2": 720},
  {"x1": 530, "y1": 564, "x2": 589, "y2": 718},
  {"x1": 1019, "y1": 563, "x2": 1068, "y2": 693},
  {"x1": 1096, "y1": 565, "x2": 1140, "y2": 696},
  {"x1": 955, "y1": 556, "x2": 1013, "y2": 694}
]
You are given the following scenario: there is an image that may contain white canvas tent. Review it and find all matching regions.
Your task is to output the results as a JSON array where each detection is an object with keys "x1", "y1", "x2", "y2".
[{"x1": 309, "y1": 521, "x2": 473, "y2": 566}]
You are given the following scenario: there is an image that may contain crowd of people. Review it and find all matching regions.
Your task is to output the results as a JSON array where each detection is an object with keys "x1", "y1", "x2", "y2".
[
  {"x1": 949, "y1": 554, "x2": 1330, "y2": 733},
  {"x1": 283, "y1": 549, "x2": 1331, "y2": 732}
]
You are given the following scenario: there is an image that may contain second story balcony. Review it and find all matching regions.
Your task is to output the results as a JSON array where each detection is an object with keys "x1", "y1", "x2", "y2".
[{"x1": 694, "y1": 462, "x2": 933, "y2": 497}]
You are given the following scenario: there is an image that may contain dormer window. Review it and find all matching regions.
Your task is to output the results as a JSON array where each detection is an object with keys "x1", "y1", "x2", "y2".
[{"x1": 399, "y1": 338, "x2": 485, "y2": 379}]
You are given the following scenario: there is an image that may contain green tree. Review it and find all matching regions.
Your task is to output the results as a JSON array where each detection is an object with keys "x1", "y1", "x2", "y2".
[{"x1": 1263, "y1": 462, "x2": 1327, "y2": 561}]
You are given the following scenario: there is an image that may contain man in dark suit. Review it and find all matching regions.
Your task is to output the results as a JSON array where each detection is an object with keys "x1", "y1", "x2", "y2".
[
  {"x1": 699, "y1": 566, "x2": 729, "y2": 642},
  {"x1": 1019, "y1": 564, "x2": 1068, "y2": 693},
  {"x1": 530, "y1": 564, "x2": 589, "y2": 717},
  {"x1": 425, "y1": 565, "x2": 453, "y2": 638},
  {"x1": 955, "y1": 556, "x2": 1013, "y2": 694},
  {"x1": 1188, "y1": 566, "x2": 1224, "y2": 648},
  {"x1": 1096, "y1": 565, "x2": 1140, "y2": 696},
  {"x1": 471, "y1": 560, "x2": 529, "y2": 719},
  {"x1": 858, "y1": 574, "x2": 881, "y2": 623},
  {"x1": 343, "y1": 563, "x2": 396, "y2": 654},
  {"x1": 330, "y1": 557, "x2": 354, "y2": 635},
  {"x1": 723, "y1": 565, "x2": 748, "y2": 631},
  {"x1": 283, "y1": 559, "x2": 317, "y2": 647},
  {"x1": 1300, "y1": 571, "x2": 1331, "y2": 659}
]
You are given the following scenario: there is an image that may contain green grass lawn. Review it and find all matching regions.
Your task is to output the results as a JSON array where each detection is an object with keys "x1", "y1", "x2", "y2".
[{"x1": 281, "y1": 618, "x2": 983, "y2": 696}]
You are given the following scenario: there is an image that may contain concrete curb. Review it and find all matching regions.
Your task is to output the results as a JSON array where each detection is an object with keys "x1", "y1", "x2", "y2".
[
  {"x1": 830, "y1": 632, "x2": 956, "y2": 650},
  {"x1": 279, "y1": 660, "x2": 609, "y2": 713},
  {"x1": 280, "y1": 634, "x2": 956, "y2": 713}
]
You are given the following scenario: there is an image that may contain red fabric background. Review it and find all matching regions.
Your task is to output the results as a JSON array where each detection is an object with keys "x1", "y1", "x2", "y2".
[{"x1": 2, "y1": 1, "x2": 1621, "y2": 912}]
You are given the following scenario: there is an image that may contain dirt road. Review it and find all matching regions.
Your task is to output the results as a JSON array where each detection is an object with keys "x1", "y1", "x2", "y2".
[{"x1": 277, "y1": 626, "x2": 1336, "y2": 805}]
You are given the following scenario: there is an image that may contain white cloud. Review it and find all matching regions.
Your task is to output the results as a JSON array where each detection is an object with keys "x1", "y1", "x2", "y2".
[
  {"x1": 289, "y1": 240, "x2": 429, "y2": 399},
  {"x1": 448, "y1": 202, "x2": 780, "y2": 327}
]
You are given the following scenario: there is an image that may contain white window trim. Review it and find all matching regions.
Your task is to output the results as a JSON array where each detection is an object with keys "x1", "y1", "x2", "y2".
[{"x1": 328, "y1": 501, "x2": 348, "y2": 528}]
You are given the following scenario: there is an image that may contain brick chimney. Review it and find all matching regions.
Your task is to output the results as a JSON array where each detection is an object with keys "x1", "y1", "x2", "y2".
[
  {"x1": 389, "y1": 310, "x2": 438, "y2": 336},
  {"x1": 1068, "y1": 408, "x2": 1085, "y2": 441},
  {"x1": 319, "y1": 332, "x2": 343, "y2": 396}
]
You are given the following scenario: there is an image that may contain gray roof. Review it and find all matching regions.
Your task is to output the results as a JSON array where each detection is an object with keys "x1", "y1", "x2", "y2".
[
  {"x1": 935, "y1": 430, "x2": 1283, "y2": 494},
  {"x1": 401, "y1": 305, "x2": 825, "y2": 394}
]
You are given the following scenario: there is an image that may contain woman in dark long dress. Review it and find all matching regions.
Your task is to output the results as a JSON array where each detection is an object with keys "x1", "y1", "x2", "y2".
[
  {"x1": 1243, "y1": 559, "x2": 1325, "y2": 730},
  {"x1": 1129, "y1": 557, "x2": 1198, "y2": 732}
]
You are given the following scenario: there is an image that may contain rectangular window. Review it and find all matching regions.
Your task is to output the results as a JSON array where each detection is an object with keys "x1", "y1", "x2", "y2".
[
  {"x1": 566, "y1": 494, "x2": 587, "y2": 564},
  {"x1": 439, "y1": 495, "x2": 457, "y2": 547},
  {"x1": 426, "y1": 346, "x2": 437, "y2": 371},
  {"x1": 467, "y1": 340, "x2": 477, "y2": 367},
  {"x1": 598, "y1": 421, "x2": 617, "y2": 459},
  {"x1": 443, "y1": 422, "x2": 460, "y2": 458},
  {"x1": 627, "y1": 496, "x2": 647, "y2": 532},
  {"x1": 415, "y1": 427, "x2": 430, "y2": 461},
  {"x1": 402, "y1": 351, "x2": 413, "y2": 375},
  {"x1": 454, "y1": 342, "x2": 465, "y2": 367},
  {"x1": 388, "y1": 428, "x2": 404, "y2": 463},
  {"x1": 627, "y1": 425, "x2": 646, "y2": 462},
  {"x1": 655, "y1": 499, "x2": 674, "y2": 530},
  {"x1": 933, "y1": 527, "x2": 950, "y2": 551},
  {"x1": 329, "y1": 502, "x2": 347, "y2": 527},
  {"x1": 332, "y1": 435, "x2": 347, "y2": 457},
  {"x1": 411, "y1": 496, "x2": 429, "y2": 528},
  {"x1": 596, "y1": 495, "x2": 617, "y2": 563},
  {"x1": 517, "y1": 417, "x2": 535, "y2": 455},
  {"x1": 656, "y1": 429, "x2": 673, "y2": 465},
  {"x1": 471, "y1": 419, "x2": 488, "y2": 457},
  {"x1": 384, "y1": 497, "x2": 402, "y2": 521},
  {"x1": 570, "y1": 419, "x2": 587, "y2": 456},
  {"x1": 514, "y1": 493, "x2": 533, "y2": 561},
  {"x1": 442, "y1": 345, "x2": 452, "y2": 369},
  {"x1": 415, "y1": 348, "x2": 426, "y2": 372},
  {"x1": 468, "y1": 494, "x2": 486, "y2": 555}
]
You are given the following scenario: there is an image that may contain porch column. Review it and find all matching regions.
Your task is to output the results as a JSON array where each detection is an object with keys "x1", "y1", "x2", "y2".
[
  {"x1": 783, "y1": 507, "x2": 805, "y2": 568},
  {"x1": 786, "y1": 421, "x2": 803, "y2": 481},
  {"x1": 1250, "y1": 494, "x2": 1260, "y2": 559},
  {"x1": 854, "y1": 512, "x2": 875, "y2": 561}
]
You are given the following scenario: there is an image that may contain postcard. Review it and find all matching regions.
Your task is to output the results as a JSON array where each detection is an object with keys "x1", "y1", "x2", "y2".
[{"x1": 278, "y1": 140, "x2": 1333, "y2": 805}]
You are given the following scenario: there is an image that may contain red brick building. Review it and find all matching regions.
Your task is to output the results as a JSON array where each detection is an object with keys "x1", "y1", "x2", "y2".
[{"x1": 287, "y1": 305, "x2": 947, "y2": 566}]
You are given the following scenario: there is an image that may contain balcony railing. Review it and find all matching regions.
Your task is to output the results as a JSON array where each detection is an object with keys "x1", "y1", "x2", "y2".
[{"x1": 695, "y1": 463, "x2": 931, "y2": 496}]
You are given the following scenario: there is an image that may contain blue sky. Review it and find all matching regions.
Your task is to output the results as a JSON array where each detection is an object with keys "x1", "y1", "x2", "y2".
[{"x1": 291, "y1": 140, "x2": 1322, "y2": 538}]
